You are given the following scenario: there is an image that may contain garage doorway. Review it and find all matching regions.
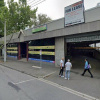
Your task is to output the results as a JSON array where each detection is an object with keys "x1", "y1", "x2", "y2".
[{"x1": 20, "y1": 42, "x2": 27, "y2": 58}]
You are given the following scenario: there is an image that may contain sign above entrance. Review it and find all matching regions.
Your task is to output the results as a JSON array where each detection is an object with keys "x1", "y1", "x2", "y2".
[
  {"x1": 64, "y1": 0, "x2": 85, "y2": 27},
  {"x1": 66, "y1": 35, "x2": 100, "y2": 43},
  {"x1": 32, "y1": 24, "x2": 47, "y2": 33}
]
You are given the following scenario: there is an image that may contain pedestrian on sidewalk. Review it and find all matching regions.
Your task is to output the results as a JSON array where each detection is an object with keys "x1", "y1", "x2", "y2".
[
  {"x1": 81, "y1": 58, "x2": 93, "y2": 78},
  {"x1": 65, "y1": 59, "x2": 72, "y2": 80},
  {"x1": 59, "y1": 57, "x2": 64, "y2": 77}
]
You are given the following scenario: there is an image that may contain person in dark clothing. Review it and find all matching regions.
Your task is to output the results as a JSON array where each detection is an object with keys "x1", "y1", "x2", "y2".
[
  {"x1": 81, "y1": 58, "x2": 93, "y2": 78},
  {"x1": 59, "y1": 57, "x2": 64, "y2": 77}
]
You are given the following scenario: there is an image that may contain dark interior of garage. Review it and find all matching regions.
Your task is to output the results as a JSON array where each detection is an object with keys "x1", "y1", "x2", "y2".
[
  {"x1": 20, "y1": 42, "x2": 27, "y2": 58},
  {"x1": 67, "y1": 42, "x2": 94, "y2": 57},
  {"x1": 66, "y1": 41, "x2": 100, "y2": 70}
]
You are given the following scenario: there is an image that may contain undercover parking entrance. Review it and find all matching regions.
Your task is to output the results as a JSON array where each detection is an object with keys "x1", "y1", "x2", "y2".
[
  {"x1": 67, "y1": 42, "x2": 95, "y2": 57},
  {"x1": 66, "y1": 32, "x2": 100, "y2": 58},
  {"x1": 65, "y1": 32, "x2": 100, "y2": 71}
]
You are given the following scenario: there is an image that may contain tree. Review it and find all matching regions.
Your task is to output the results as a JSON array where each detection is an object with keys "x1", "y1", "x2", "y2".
[
  {"x1": 0, "y1": 0, "x2": 37, "y2": 35},
  {"x1": 19, "y1": 0, "x2": 27, "y2": 7},
  {"x1": 0, "y1": 0, "x2": 9, "y2": 36},
  {"x1": 0, "y1": 0, "x2": 52, "y2": 36},
  {"x1": 34, "y1": 14, "x2": 52, "y2": 26},
  {"x1": 0, "y1": 0, "x2": 4, "y2": 36},
  {"x1": 0, "y1": 0, "x2": 4, "y2": 7}
]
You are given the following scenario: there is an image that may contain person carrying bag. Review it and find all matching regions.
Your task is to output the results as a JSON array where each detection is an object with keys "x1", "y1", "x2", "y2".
[{"x1": 81, "y1": 58, "x2": 93, "y2": 78}]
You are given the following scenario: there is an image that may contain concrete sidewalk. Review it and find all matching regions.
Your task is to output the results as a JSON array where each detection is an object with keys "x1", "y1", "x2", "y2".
[
  {"x1": 0, "y1": 57, "x2": 100, "y2": 99},
  {"x1": 0, "y1": 57, "x2": 57, "y2": 78}
]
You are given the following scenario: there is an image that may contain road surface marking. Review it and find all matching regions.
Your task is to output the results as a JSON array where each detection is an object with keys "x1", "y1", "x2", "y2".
[
  {"x1": 38, "y1": 78, "x2": 99, "y2": 100},
  {"x1": 32, "y1": 66, "x2": 42, "y2": 69},
  {"x1": 43, "y1": 71, "x2": 56, "y2": 78},
  {"x1": 12, "y1": 79, "x2": 35, "y2": 85}
]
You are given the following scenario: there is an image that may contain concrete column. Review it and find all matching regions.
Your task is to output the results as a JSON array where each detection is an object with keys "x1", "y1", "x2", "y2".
[{"x1": 55, "y1": 37, "x2": 66, "y2": 67}]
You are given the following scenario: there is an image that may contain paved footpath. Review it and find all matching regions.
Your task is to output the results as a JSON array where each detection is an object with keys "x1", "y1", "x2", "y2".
[
  {"x1": 0, "y1": 58, "x2": 57, "y2": 78},
  {"x1": 0, "y1": 57, "x2": 100, "y2": 100}
]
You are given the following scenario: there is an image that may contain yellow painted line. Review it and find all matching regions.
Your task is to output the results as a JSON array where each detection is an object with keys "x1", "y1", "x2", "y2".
[
  {"x1": 7, "y1": 47, "x2": 17, "y2": 50},
  {"x1": 75, "y1": 47, "x2": 100, "y2": 49},
  {"x1": 28, "y1": 51, "x2": 55, "y2": 55},
  {"x1": 7, "y1": 51, "x2": 18, "y2": 53},
  {"x1": 29, "y1": 46, "x2": 55, "y2": 49}
]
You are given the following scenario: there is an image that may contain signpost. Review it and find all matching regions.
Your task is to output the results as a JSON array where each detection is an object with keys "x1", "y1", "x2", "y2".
[
  {"x1": 40, "y1": 49, "x2": 42, "y2": 68},
  {"x1": 4, "y1": 20, "x2": 6, "y2": 62}
]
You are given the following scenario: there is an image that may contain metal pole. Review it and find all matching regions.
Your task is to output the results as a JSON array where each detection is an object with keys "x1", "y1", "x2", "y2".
[
  {"x1": 40, "y1": 49, "x2": 42, "y2": 68},
  {"x1": 4, "y1": 20, "x2": 6, "y2": 62}
]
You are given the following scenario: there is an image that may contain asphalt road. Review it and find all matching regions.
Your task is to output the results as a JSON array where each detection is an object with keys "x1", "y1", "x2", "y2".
[{"x1": 0, "y1": 65, "x2": 94, "y2": 100}]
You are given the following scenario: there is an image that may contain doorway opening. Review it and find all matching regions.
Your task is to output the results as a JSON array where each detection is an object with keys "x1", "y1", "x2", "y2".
[{"x1": 20, "y1": 42, "x2": 27, "y2": 58}]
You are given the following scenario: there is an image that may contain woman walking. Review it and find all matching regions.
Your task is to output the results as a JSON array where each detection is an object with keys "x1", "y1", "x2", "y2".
[{"x1": 81, "y1": 58, "x2": 93, "y2": 78}]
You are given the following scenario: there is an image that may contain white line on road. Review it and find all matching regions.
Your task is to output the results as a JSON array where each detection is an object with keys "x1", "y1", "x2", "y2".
[
  {"x1": 10, "y1": 77, "x2": 99, "y2": 100},
  {"x1": 43, "y1": 71, "x2": 56, "y2": 78},
  {"x1": 32, "y1": 66, "x2": 42, "y2": 69},
  {"x1": 12, "y1": 79, "x2": 36, "y2": 85},
  {"x1": 12, "y1": 71, "x2": 56, "y2": 84},
  {"x1": 38, "y1": 78, "x2": 99, "y2": 100}
]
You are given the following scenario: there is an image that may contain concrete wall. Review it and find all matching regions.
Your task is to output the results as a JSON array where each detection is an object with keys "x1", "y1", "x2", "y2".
[
  {"x1": 1, "y1": 6, "x2": 100, "y2": 43},
  {"x1": 85, "y1": 7, "x2": 100, "y2": 23},
  {"x1": 24, "y1": 28, "x2": 33, "y2": 36},
  {"x1": 1, "y1": 19, "x2": 100, "y2": 44},
  {"x1": 55, "y1": 37, "x2": 65, "y2": 67},
  {"x1": 47, "y1": 18, "x2": 64, "y2": 32}
]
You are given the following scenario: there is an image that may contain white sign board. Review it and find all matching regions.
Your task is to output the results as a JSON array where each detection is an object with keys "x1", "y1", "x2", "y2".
[{"x1": 64, "y1": 0, "x2": 84, "y2": 27}]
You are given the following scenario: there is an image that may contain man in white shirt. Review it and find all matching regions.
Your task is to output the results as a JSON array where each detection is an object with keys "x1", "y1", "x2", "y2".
[
  {"x1": 59, "y1": 57, "x2": 64, "y2": 77},
  {"x1": 65, "y1": 59, "x2": 72, "y2": 80}
]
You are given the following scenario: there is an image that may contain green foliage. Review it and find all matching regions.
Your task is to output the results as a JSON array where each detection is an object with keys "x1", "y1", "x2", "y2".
[
  {"x1": 0, "y1": 0, "x2": 4, "y2": 7},
  {"x1": 0, "y1": 0, "x2": 52, "y2": 36},
  {"x1": 34, "y1": 14, "x2": 52, "y2": 26},
  {"x1": 0, "y1": 6, "x2": 9, "y2": 36},
  {"x1": 0, "y1": 0, "x2": 37, "y2": 36},
  {"x1": 19, "y1": 0, "x2": 26, "y2": 3},
  {"x1": 19, "y1": 0, "x2": 27, "y2": 7},
  {"x1": 0, "y1": 0, "x2": 5, "y2": 36}
]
